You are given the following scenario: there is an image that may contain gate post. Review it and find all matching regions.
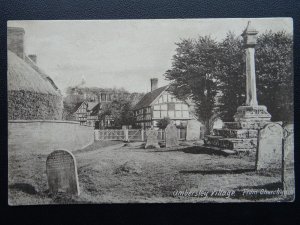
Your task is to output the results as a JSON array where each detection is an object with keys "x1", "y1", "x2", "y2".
[
  {"x1": 94, "y1": 130, "x2": 98, "y2": 141},
  {"x1": 124, "y1": 129, "x2": 129, "y2": 142},
  {"x1": 141, "y1": 128, "x2": 144, "y2": 141}
]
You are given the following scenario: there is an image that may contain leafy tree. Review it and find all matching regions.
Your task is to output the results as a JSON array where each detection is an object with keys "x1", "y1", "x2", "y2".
[
  {"x1": 99, "y1": 98, "x2": 136, "y2": 128},
  {"x1": 217, "y1": 32, "x2": 245, "y2": 121},
  {"x1": 165, "y1": 36, "x2": 220, "y2": 134},
  {"x1": 157, "y1": 117, "x2": 171, "y2": 130},
  {"x1": 62, "y1": 94, "x2": 84, "y2": 120},
  {"x1": 63, "y1": 85, "x2": 144, "y2": 123},
  {"x1": 166, "y1": 31, "x2": 293, "y2": 129},
  {"x1": 255, "y1": 31, "x2": 293, "y2": 122}
]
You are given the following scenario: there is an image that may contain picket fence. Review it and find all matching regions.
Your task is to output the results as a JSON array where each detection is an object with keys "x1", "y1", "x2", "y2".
[{"x1": 94, "y1": 128, "x2": 186, "y2": 141}]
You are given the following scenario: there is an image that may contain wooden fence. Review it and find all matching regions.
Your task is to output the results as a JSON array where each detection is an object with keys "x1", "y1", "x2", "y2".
[{"x1": 94, "y1": 128, "x2": 186, "y2": 141}]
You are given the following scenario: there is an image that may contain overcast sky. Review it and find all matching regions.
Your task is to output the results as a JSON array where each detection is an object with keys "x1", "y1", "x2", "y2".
[{"x1": 8, "y1": 18, "x2": 292, "y2": 95}]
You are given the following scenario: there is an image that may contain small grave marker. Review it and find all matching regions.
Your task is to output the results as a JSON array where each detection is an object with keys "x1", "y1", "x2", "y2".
[
  {"x1": 46, "y1": 150, "x2": 80, "y2": 195},
  {"x1": 165, "y1": 122, "x2": 179, "y2": 148},
  {"x1": 145, "y1": 127, "x2": 160, "y2": 149},
  {"x1": 186, "y1": 120, "x2": 201, "y2": 141},
  {"x1": 256, "y1": 123, "x2": 282, "y2": 171},
  {"x1": 283, "y1": 124, "x2": 295, "y2": 200}
]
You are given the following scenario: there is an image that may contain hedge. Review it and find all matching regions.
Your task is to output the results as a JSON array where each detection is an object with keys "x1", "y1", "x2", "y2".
[{"x1": 8, "y1": 90, "x2": 63, "y2": 120}]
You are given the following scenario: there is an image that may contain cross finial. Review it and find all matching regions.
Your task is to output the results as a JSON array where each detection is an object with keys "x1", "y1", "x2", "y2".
[{"x1": 243, "y1": 21, "x2": 258, "y2": 35}]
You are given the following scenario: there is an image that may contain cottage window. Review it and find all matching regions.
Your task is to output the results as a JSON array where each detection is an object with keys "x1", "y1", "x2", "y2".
[
  {"x1": 175, "y1": 111, "x2": 182, "y2": 118},
  {"x1": 168, "y1": 111, "x2": 174, "y2": 118},
  {"x1": 168, "y1": 103, "x2": 175, "y2": 111},
  {"x1": 153, "y1": 111, "x2": 160, "y2": 118},
  {"x1": 154, "y1": 105, "x2": 160, "y2": 110},
  {"x1": 175, "y1": 104, "x2": 181, "y2": 110},
  {"x1": 161, "y1": 111, "x2": 167, "y2": 118},
  {"x1": 182, "y1": 104, "x2": 188, "y2": 110},
  {"x1": 182, "y1": 111, "x2": 189, "y2": 118},
  {"x1": 161, "y1": 104, "x2": 167, "y2": 110}
]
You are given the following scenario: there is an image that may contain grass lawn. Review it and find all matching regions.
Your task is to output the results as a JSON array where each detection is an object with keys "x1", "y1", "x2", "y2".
[{"x1": 8, "y1": 140, "x2": 288, "y2": 205}]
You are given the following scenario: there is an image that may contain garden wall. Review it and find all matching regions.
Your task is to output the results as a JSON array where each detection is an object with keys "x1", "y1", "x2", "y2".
[{"x1": 8, "y1": 120, "x2": 94, "y2": 154}]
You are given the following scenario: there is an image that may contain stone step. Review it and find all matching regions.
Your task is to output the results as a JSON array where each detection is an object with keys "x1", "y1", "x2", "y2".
[
  {"x1": 197, "y1": 145, "x2": 238, "y2": 156},
  {"x1": 223, "y1": 121, "x2": 281, "y2": 130},
  {"x1": 202, "y1": 144, "x2": 256, "y2": 154},
  {"x1": 223, "y1": 122, "x2": 241, "y2": 129},
  {"x1": 213, "y1": 128, "x2": 258, "y2": 138},
  {"x1": 204, "y1": 136, "x2": 223, "y2": 146},
  {"x1": 205, "y1": 135, "x2": 257, "y2": 150}
]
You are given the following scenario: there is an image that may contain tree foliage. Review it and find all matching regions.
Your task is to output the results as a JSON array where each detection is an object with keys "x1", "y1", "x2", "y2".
[
  {"x1": 99, "y1": 98, "x2": 136, "y2": 128},
  {"x1": 255, "y1": 31, "x2": 293, "y2": 122},
  {"x1": 63, "y1": 86, "x2": 144, "y2": 122},
  {"x1": 217, "y1": 32, "x2": 245, "y2": 121},
  {"x1": 156, "y1": 117, "x2": 171, "y2": 130},
  {"x1": 165, "y1": 36, "x2": 220, "y2": 133},
  {"x1": 165, "y1": 31, "x2": 293, "y2": 129}
]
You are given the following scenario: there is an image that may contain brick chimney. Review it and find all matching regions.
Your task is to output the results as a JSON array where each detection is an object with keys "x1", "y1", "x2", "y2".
[
  {"x1": 7, "y1": 27, "x2": 25, "y2": 59},
  {"x1": 151, "y1": 78, "x2": 158, "y2": 91},
  {"x1": 28, "y1": 54, "x2": 37, "y2": 64}
]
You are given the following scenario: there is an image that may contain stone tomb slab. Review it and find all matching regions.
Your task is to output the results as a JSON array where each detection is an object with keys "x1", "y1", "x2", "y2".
[
  {"x1": 165, "y1": 123, "x2": 179, "y2": 148},
  {"x1": 145, "y1": 128, "x2": 160, "y2": 149},
  {"x1": 283, "y1": 124, "x2": 295, "y2": 200},
  {"x1": 256, "y1": 123, "x2": 283, "y2": 171},
  {"x1": 186, "y1": 120, "x2": 201, "y2": 141},
  {"x1": 46, "y1": 150, "x2": 80, "y2": 195}
]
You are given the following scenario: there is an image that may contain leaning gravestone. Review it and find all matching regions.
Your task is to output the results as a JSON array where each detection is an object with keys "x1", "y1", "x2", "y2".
[
  {"x1": 186, "y1": 120, "x2": 201, "y2": 141},
  {"x1": 256, "y1": 123, "x2": 283, "y2": 171},
  {"x1": 283, "y1": 124, "x2": 295, "y2": 200},
  {"x1": 46, "y1": 150, "x2": 80, "y2": 195},
  {"x1": 145, "y1": 128, "x2": 160, "y2": 149},
  {"x1": 165, "y1": 123, "x2": 179, "y2": 148}
]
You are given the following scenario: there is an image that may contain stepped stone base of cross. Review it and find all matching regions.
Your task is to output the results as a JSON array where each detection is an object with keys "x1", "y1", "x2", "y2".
[{"x1": 203, "y1": 105, "x2": 275, "y2": 155}]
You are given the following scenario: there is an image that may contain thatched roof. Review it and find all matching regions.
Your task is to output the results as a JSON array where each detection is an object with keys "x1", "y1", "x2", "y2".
[
  {"x1": 24, "y1": 55, "x2": 59, "y2": 91},
  {"x1": 8, "y1": 51, "x2": 60, "y2": 96}
]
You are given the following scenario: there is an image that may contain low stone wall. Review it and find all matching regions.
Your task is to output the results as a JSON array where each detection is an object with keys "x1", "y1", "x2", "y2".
[{"x1": 8, "y1": 120, "x2": 94, "y2": 154}]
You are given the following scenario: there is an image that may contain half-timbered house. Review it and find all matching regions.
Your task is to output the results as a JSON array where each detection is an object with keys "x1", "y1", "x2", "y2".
[{"x1": 133, "y1": 78, "x2": 193, "y2": 129}]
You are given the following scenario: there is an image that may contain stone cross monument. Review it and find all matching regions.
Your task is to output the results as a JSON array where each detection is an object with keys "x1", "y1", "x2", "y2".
[
  {"x1": 233, "y1": 21, "x2": 271, "y2": 124},
  {"x1": 204, "y1": 21, "x2": 275, "y2": 155}
]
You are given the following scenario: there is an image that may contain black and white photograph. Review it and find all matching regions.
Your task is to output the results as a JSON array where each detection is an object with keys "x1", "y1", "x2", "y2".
[{"x1": 7, "y1": 18, "x2": 294, "y2": 205}]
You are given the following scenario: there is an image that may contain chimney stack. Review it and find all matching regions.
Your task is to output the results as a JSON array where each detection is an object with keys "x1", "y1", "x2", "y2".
[
  {"x1": 7, "y1": 27, "x2": 25, "y2": 59},
  {"x1": 28, "y1": 54, "x2": 37, "y2": 64},
  {"x1": 150, "y1": 78, "x2": 158, "y2": 91}
]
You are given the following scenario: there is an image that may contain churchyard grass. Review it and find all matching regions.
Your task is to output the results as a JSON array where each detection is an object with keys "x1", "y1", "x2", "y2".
[{"x1": 8, "y1": 140, "x2": 288, "y2": 204}]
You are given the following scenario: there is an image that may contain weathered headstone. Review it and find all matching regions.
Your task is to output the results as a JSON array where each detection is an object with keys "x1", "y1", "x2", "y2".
[
  {"x1": 165, "y1": 122, "x2": 179, "y2": 148},
  {"x1": 145, "y1": 128, "x2": 160, "y2": 149},
  {"x1": 46, "y1": 150, "x2": 80, "y2": 195},
  {"x1": 256, "y1": 123, "x2": 283, "y2": 171},
  {"x1": 186, "y1": 120, "x2": 201, "y2": 141},
  {"x1": 283, "y1": 124, "x2": 295, "y2": 200}
]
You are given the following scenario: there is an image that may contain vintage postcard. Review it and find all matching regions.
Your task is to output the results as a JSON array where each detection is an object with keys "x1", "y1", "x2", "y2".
[{"x1": 8, "y1": 18, "x2": 294, "y2": 205}]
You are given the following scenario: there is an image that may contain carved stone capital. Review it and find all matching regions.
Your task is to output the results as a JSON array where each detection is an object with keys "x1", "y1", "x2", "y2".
[{"x1": 233, "y1": 105, "x2": 271, "y2": 123}]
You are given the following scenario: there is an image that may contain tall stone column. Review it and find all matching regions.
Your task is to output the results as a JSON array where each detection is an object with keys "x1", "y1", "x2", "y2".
[
  {"x1": 245, "y1": 47, "x2": 258, "y2": 106},
  {"x1": 233, "y1": 21, "x2": 271, "y2": 124}
]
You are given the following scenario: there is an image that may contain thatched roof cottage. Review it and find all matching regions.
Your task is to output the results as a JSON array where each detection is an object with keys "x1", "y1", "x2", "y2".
[{"x1": 8, "y1": 27, "x2": 63, "y2": 120}]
